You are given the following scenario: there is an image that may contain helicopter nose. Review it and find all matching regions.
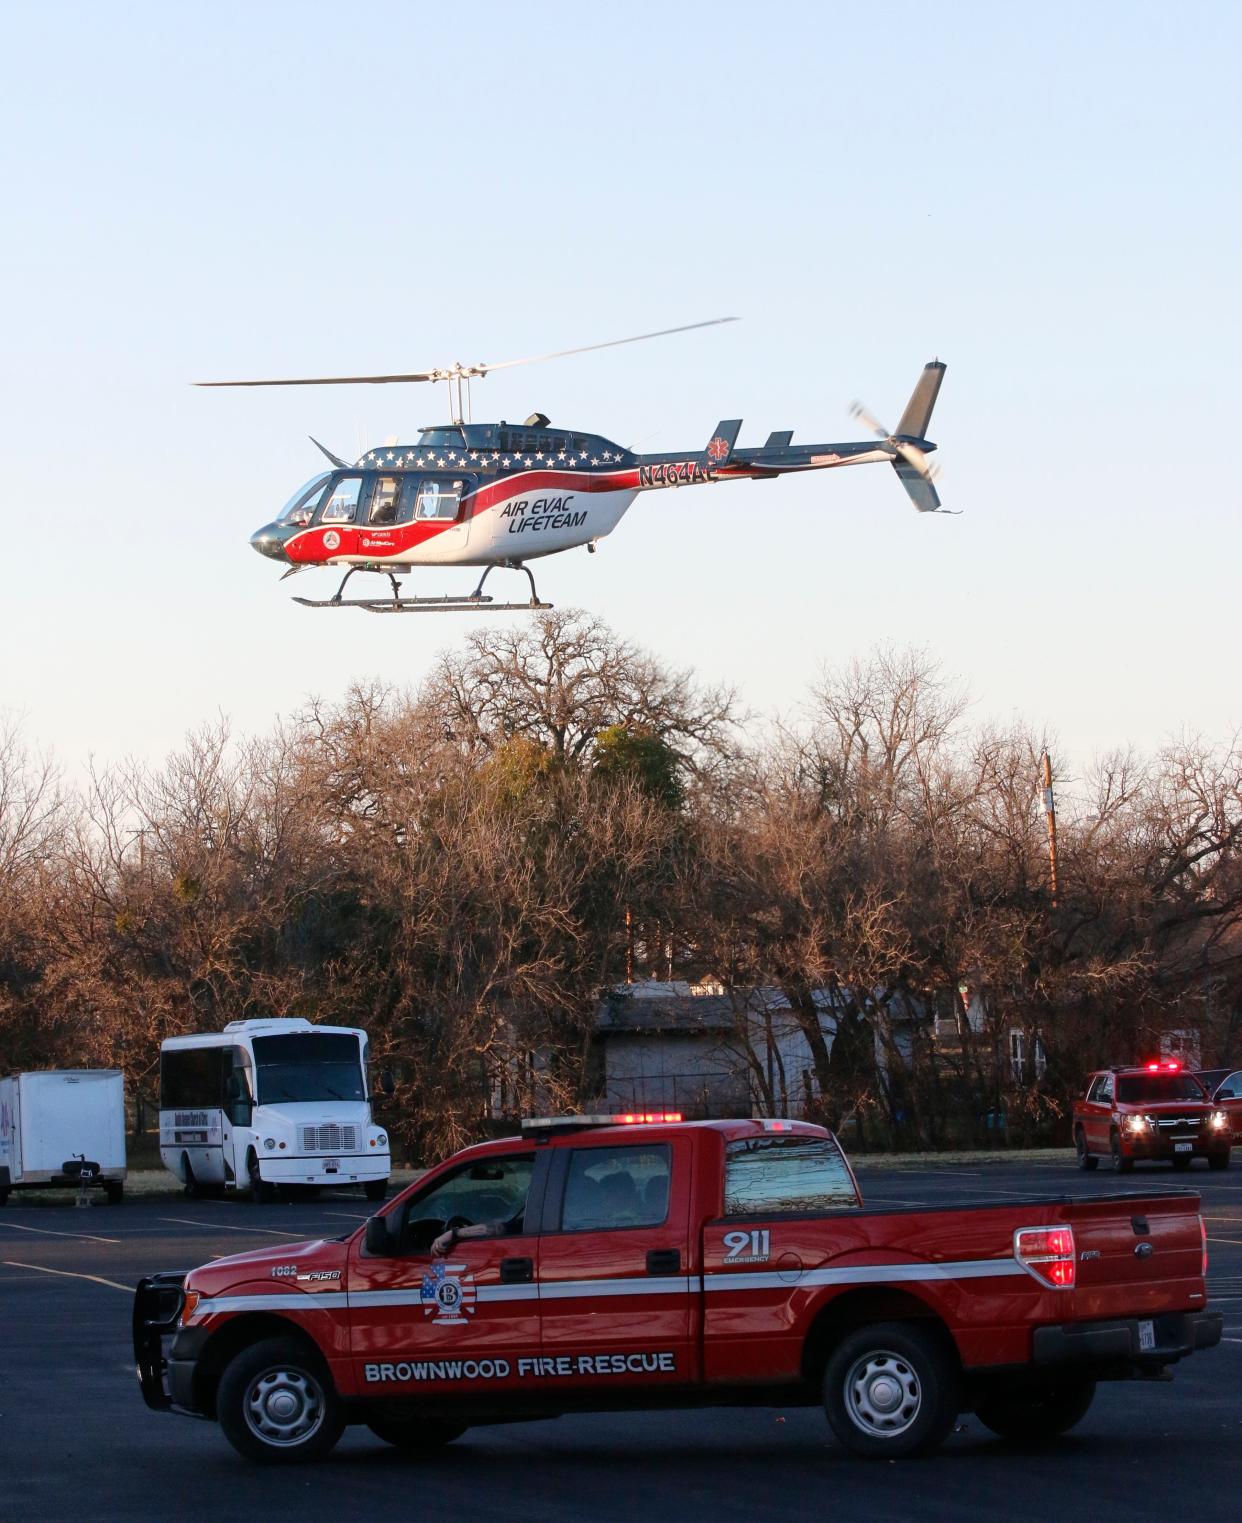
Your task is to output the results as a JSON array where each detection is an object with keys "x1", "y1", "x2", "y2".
[{"x1": 250, "y1": 524, "x2": 289, "y2": 561}]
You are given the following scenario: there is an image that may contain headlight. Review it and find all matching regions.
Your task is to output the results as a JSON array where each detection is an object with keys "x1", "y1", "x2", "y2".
[
  {"x1": 1210, "y1": 1110, "x2": 1230, "y2": 1131},
  {"x1": 377, "y1": 1133, "x2": 387, "y2": 1148},
  {"x1": 263, "y1": 1137, "x2": 276, "y2": 1150},
  {"x1": 1124, "y1": 1115, "x2": 1150, "y2": 1134}
]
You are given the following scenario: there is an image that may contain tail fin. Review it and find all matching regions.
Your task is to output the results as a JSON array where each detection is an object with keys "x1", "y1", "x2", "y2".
[
  {"x1": 895, "y1": 360, "x2": 946, "y2": 441},
  {"x1": 893, "y1": 459, "x2": 941, "y2": 513}
]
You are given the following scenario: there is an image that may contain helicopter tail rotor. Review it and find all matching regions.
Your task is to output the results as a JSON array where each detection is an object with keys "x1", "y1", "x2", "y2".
[{"x1": 849, "y1": 360, "x2": 947, "y2": 512}]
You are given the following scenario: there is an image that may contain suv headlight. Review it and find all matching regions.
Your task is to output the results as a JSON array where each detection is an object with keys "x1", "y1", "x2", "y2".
[
  {"x1": 1124, "y1": 1114, "x2": 1150, "y2": 1134},
  {"x1": 1210, "y1": 1109, "x2": 1230, "y2": 1131}
]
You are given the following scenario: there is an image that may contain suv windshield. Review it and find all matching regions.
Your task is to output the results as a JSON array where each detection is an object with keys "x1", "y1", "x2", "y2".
[
  {"x1": 1116, "y1": 1073, "x2": 1206, "y2": 1104},
  {"x1": 251, "y1": 1032, "x2": 365, "y2": 1104}
]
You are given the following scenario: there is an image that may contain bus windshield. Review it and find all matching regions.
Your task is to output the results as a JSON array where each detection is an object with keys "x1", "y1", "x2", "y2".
[{"x1": 251, "y1": 1032, "x2": 365, "y2": 1104}]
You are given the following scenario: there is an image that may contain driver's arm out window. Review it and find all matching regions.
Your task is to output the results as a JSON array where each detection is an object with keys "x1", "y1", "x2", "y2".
[{"x1": 402, "y1": 1155, "x2": 535, "y2": 1249}]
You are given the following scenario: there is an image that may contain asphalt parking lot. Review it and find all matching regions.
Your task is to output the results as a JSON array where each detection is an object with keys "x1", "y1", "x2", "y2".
[{"x1": 3, "y1": 1156, "x2": 1241, "y2": 1522}]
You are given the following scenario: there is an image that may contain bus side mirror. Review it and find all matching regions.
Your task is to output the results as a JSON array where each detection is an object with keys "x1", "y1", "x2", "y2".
[
  {"x1": 380, "y1": 1069, "x2": 396, "y2": 1097},
  {"x1": 365, "y1": 1214, "x2": 396, "y2": 1257}
]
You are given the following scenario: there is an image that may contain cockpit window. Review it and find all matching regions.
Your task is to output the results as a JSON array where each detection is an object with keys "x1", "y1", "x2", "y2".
[
  {"x1": 369, "y1": 476, "x2": 401, "y2": 525},
  {"x1": 278, "y1": 473, "x2": 331, "y2": 526},
  {"x1": 415, "y1": 478, "x2": 465, "y2": 521},
  {"x1": 322, "y1": 476, "x2": 363, "y2": 523}
]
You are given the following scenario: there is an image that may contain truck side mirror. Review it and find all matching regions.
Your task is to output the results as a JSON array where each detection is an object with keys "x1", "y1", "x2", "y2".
[
  {"x1": 1218, "y1": 1088, "x2": 1235, "y2": 1099},
  {"x1": 364, "y1": 1213, "x2": 396, "y2": 1257}
]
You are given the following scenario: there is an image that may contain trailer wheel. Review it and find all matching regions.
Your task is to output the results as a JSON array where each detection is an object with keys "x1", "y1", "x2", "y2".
[
  {"x1": 975, "y1": 1378, "x2": 1095, "y2": 1441},
  {"x1": 217, "y1": 1337, "x2": 343, "y2": 1464},
  {"x1": 1110, "y1": 1131, "x2": 1134, "y2": 1173},
  {"x1": 366, "y1": 1415, "x2": 467, "y2": 1451},
  {"x1": 104, "y1": 1181, "x2": 124, "y2": 1205},
  {"x1": 1074, "y1": 1129, "x2": 1097, "y2": 1171},
  {"x1": 822, "y1": 1322, "x2": 959, "y2": 1459}
]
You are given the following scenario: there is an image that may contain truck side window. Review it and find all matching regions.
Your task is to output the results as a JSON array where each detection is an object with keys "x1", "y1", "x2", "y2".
[
  {"x1": 724, "y1": 1135, "x2": 860, "y2": 1216},
  {"x1": 1096, "y1": 1075, "x2": 1114, "y2": 1104},
  {"x1": 405, "y1": 1156, "x2": 534, "y2": 1239},
  {"x1": 560, "y1": 1145, "x2": 671, "y2": 1231}
]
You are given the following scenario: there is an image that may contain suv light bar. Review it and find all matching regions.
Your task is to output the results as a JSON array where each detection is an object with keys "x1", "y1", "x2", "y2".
[{"x1": 522, "y1": 1112, "x2": 683, "y2": 1137}]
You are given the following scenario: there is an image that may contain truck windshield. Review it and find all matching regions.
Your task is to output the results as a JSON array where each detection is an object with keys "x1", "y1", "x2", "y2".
[
  {"x1": 724, "y1": 1134, "x2": 860, "y2": 1215},
  {"x1": 251, "y1": 1033, "x2": 365, "y2": 1104},
  {"x1": 1116, "y1": 1074, "x2": 1207, "y2": 1104}
]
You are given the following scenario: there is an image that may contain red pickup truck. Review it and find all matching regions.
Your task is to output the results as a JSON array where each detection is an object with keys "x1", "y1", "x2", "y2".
[
  {"x1": 134, "y1": 1115, "x2": 1221, "y2": 1464},
  {"x1": 1073, "y1": 1063, "x2": 1232, "y2": 1171}
]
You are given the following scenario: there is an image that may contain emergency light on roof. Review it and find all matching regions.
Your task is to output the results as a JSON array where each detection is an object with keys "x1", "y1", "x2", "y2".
[
  {"x1": 522, "y1": 1112, "x2": 683, "y2": 1137},
  {"x1": 1145, "y1": 1060, "x2": 1182, "y2": 1072}
]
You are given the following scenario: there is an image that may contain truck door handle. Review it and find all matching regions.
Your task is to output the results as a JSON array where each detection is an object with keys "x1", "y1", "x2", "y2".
[
  {"x1": 646, "y1": 1249, "x2": 680, "y2": 1276},
  {"x1": 499, "y1": 1256, "x2": 534, "y2": 1284}
]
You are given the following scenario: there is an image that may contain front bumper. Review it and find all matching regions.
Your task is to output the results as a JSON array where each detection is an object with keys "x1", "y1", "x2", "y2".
[
  {"x1": 256, "y1": 1151, "x2": 389, "y2": 1186},
  {"x1": 1033, "y1": 1309, "x2": 1223, "y2": 1370},
  {"x1": 133, "y1": 1272, "x2": 191, "y2": 1412}
]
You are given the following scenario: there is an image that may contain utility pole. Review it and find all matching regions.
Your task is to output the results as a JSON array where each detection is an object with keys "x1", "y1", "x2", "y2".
[{"x1": 1040, "y1": 751, "x2": 1059, "y2": 909}]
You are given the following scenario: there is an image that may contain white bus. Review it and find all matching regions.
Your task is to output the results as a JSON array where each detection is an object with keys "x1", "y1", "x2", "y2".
[{"x1": 159, "y1": 1018, "x2": 390, "y2": 1201}]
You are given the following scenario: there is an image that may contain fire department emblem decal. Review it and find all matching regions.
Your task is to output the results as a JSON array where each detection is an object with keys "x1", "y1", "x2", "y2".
[
  {"x1": 420, "y1": 1261, "x2": 477, "y2": 1325},
  {"x1": 322, "y1": 530, "x2": 341, "y2": 550},
  {"x1": 706, "y1": 435, "x2": 730, "y2": 463}
]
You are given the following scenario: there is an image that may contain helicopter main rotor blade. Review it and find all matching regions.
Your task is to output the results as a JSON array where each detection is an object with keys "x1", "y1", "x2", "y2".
[
  {"x1": 474, "y1": 316, "x2": 739, "y2": 375},
  {"x1": 195, "y1": 370, "x2": 440, "y2": 387},
  {"x1": 193, "y1": 318, "x2": 738, "y2": 389}
]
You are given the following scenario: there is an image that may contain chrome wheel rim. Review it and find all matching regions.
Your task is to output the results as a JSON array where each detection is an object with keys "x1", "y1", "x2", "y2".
[
  {"x1": 243, "y1": 1365, "x2": 325, "y2": 1447},
  {"x1": 844, "y1": 1349, "x2": 923, "y2": 1437}
]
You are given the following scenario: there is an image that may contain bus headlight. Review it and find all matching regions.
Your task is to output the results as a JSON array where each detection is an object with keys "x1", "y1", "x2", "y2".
[{"x1": 263, "y1": 1137, "x2": 276, "y2": 1150}]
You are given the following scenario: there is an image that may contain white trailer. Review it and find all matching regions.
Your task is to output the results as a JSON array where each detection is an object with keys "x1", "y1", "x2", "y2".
[{"x1": 0, "y1": 1070, "x2": 128, "y2": 1204}]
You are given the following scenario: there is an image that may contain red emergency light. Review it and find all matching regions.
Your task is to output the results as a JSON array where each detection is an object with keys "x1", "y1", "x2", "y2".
[
  {"x1": 1144, "y1": 1059, "x2": 1181, "y2": 1072},
  {"x1": 619, "y1": 1112, "x2": 683, "y2": 1124}
]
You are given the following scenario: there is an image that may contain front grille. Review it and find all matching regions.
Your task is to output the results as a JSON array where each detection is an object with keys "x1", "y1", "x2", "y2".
[
  {"x1": 1155, "y1": 1115, "x2": 1204, "y2": 1131},
  {"x1": 300, "y1": 1124, "x2": 358, "y2": 1152}
]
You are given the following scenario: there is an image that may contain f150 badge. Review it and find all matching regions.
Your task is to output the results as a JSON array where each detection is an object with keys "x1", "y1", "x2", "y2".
[{"x1": 420, "y1": 1261, "x2": 477, "y2": 1325}]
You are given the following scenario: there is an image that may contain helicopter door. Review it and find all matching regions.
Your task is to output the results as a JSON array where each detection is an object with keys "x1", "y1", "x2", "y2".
[{"x1": 404, "y1": 474, "x2": 474, "y2": 553}]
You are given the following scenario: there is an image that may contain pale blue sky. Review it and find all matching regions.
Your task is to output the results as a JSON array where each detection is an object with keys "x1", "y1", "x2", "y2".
[{"x1": 1, "y1": 1, "x2": 1238, "y2": 784}]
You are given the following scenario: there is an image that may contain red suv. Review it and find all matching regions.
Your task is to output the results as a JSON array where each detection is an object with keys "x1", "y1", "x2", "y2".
[{"x1": 1073, "y1": 1062, "x2": 1232, "y2": 1172}]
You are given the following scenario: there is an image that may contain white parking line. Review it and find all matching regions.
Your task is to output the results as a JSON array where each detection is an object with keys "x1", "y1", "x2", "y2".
[
  {"x1": 158, "y1": 1216, "x2": 308, "y2": 1238},
  {"x1": 2, "y1": 1259, "x2": 130, "y2": 1292},
  {"x1": 0, "y1": 1220, "x2": 121, "y2": 1245}
]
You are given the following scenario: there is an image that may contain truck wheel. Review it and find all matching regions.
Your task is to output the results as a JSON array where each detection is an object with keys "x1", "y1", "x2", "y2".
[
  {"x1": 0, "y1": 1189, "x2": 8, "y2": 1207},
  {"x1": 366, "y1": 1415, "x2": 467, "y2": 1451},
  {"x1": 1209, "y1": 1150, "x2": 1231, "y2": 1171},
  {"x1": 248, "y1": 1152, "x2": 276, "y2": 1203},
  {"x1": 822, "y1": 1322, "x2": 959, "y2": 1459},
  {"x1": 217, "y1": 1337, "x2": 343, "y2": 1464},
  {"x1": 104, "y1": 1182, "x2": 124, "y2": 1205},
  {"x1": 364, "y1": 1179, "x2": 388, "y2": 1202},
  {"x1": 975, "y1": 1378, "x2": 1095, "y2": 1441},
  {"x1": 1074, "y1": 1129, "x2": 1097, "y2": 1171},
  {"x1": 1110, "y1": 1132, "x2": 1134, "y2": 1173}
]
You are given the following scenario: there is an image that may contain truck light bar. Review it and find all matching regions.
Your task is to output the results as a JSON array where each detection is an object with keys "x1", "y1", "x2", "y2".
[
  {"x1": 522, "y1": 1112, "x2": 684, "y2": 1137},
  {"x1": 1014, "y1": 1225, "x2": 1076, "y2": 1288},
  {"x1": 1145, "y1": 1059, "x2": 1182, "y2": 1071}
]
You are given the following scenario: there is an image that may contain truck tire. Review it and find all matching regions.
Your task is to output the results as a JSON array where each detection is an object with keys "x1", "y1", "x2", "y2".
[
  {"x1": 217, "y1": 1336, "x2": 343, "y2": 1464},
  {"x1": 1074, "y1": 1129, "x2": 1097, "y2": 1171},
  {"x1": 364, "y1": 1179, "x2": 388, "y2": 1203},
  {"x1": 248, "y1": 1152, "x2": 276, "y2": 1203},
  {"x1": 822, "y1": 1322, "x2": 960, "y2": 1459},
  {"x1": 975, "y1": 1378, "x2": 1095, "y2": 1441},
  {"x1": 1209, "y1": 1149, "x2": 1231, "y2": 1171},
  {"x1": 0, "y1": 1189, "x2": 8, "y2": 1207},
  {"x1": 365, "y1": 1415, "x2": 467, "y2": 1451},
  {"x1": 104, "y1": 1181, "x2": 124, "y2": 1205},
  {"x1": 1110, "y1": 1131, "x2": 1134, "y2": 1173}
]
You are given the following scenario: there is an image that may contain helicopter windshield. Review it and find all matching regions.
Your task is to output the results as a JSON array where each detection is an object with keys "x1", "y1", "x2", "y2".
[{"x1": 277, "y1": 473, "x2": 332, "y2": 526}]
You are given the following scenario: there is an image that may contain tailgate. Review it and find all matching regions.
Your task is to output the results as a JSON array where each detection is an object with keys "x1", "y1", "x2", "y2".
[{"x1": 1067, "y1": 1192, "x2": 1205, "y2": 1321}]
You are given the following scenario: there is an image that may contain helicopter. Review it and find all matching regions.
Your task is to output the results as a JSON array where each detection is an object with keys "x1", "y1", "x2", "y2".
[{"x1": 200, "y1": 320, "x2": 949, "y2": 613}]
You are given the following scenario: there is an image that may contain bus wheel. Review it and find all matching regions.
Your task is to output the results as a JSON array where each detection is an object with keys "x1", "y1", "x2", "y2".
[
  {"x1": 248, "y1": 1151, "x2": 276, "y2": 1203},
  {"x1": 183, "y1": 1154, "x2": 204, "y2": 1199},
  {"x1": 217, "y1": 1337, "x2": 343, "y2": 1464},
  {"x1": 364, "y1": 1179, "x2": 388, "y2": 1202}
]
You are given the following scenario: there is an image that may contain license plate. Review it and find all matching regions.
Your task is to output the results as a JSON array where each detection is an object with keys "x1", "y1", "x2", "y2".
[
  {"x1": 1174, "y1": 1142, "x2": 1193, "y2": 1153},
  {"x1": 1138, "y1": 1320, "x2": 1155, "y2": 1351},
  {"x1": 324, "y1": 1158, "x2": 340, "y2": 1172}
]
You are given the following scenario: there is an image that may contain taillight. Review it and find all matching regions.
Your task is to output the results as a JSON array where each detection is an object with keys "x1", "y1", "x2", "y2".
[
  {"x1": 1201, "y1": 1216, "x2": 1209, "y2": 1278},
  {"x1": 1015, "y1": 1225, "x2": 1076, "y2": 1288}
]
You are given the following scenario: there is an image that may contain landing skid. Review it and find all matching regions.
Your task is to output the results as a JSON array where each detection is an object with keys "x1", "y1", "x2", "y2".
[
  {"x1": 293, "y1": 594, "x2": 553, "y2": 614},
  {"x1": 291, "y1": 560, "x2": 551, "y2": 613}
]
